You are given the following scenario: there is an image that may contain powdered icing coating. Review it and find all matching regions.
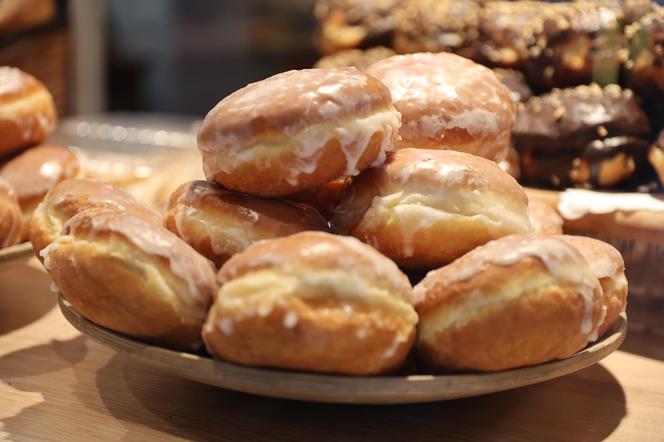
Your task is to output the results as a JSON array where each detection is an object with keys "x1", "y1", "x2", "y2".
[
  {"x1": 55, "y1": 209, "x2": 216, "y2": 310},
  {"x1": 556, "y1": 235, "x2": 624, "y2": 281},
  {"x1": 415, "y1": 234, "x2": 602, "y2": 340},
  {"x1": 367, "y1": 52, "x2": 514, "y2": 158},
  {"x1": 558, "y1": 189, "x2": 664, "y2": 220},
  {"x1": 332, "y1": 149, "x2": 532, "y2": 250},
  {"x1": 198, "y1": 67, "x2": 392, "y2": 148},
  {"x1": 200, "y1": 107, "x2": 401, "y2": 185},
  {"x1": 218, "y1": 231, "x2": 412, "y2": 303}
]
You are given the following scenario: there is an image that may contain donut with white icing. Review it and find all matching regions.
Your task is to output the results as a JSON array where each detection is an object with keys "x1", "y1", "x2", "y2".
[
  {"x1": 528, "y1": 199, "x2": 563, "y2": 236},
  {"x1": 331, "y1": 148, "x2": 533, "y2": 270},
  {"x1": 366, "y1": 52, "x2": 514, "y2": 162},
  {"x1": 1, "y1": 145, "x2": 81, "y2": 238},
  {"x1": 414, "y1": 234, "x2": 604, "y2": 372},
  {"x1": 203, "y1": 231, "x2": 418, "y2": 375},
  {"x1": 0, "y1": 67, "x2": 57, "y2": 157},
  {"x1": 197, "y1": 67, "x2": 401, "y2": 196},
  {"x1": 164, "y1": 180, "x2": 329, "y2": 267},
  {"x1": 30, "y1": 178, "x2": 161, "y2": 256},
  {"x1": 0, "y1": 177, "x2": 22, "y2": 248},
  {"x1": 41, "y1": 208, "x2": 217, "y2": 349},
  {"x1": 556, "y1": 235, "x2": 627, "y2": 338}
]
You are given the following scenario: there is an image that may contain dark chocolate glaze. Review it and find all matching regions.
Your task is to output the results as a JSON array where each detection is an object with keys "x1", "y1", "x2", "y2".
[
  {"x1": 515, "y1": 83, "x2": 652, "y2": 188},
  {"x1": 521, "y1": 136, "x2": 649, "y2": 188},
  {"x1": 514, "y1": 84, "x2": 650, "y2": 154}
]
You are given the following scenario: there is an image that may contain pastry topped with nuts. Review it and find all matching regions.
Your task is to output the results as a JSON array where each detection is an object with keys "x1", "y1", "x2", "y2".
[
  {"x1": 513, "y1": 83, "x2": 651, "y2": 188},
  {"x1": 625, "y1": 6, "x2": 664, "y2": 99},
  {"x1": 392, "y1": 0, "x2": 482, "y2": 57},
  {"x1": 314, "y1": 0, "x2": 403, "y2": 54},
  {"x1": 479, "y1": 1, "x2": 627, "y2": 90}
]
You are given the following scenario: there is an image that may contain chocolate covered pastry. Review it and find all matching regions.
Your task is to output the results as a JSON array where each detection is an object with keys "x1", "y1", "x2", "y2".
[
  {"x1": 625, "y1": 6, "x2": 664, "y2": 99},
  {"x1": 478, "y1": 1, "x2": 627, "y2": 91},
  {"x1": 392, "y1": 0, "x2": 482, "y2": 58},
  {"x1": 514, "y1": 83, "x2": 651, "y2": 188},
  {"x1": 314, "y1": 0, "x2": 403, "y2": 54}
]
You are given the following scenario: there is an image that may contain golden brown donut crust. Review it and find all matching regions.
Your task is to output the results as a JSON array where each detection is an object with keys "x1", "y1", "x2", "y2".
[
  {"x1": 414, "y1": 234, "x2": 603, "y2": 372},
  {"x1": 556, "y1": 235, "x2": 628, "y2": 338},
  {"x1": 0, "y1": 177, "x2": 22, "y2": 248},
  {"x1": 198, "y1": 67, "x2": 401, "y2": 196},
  {"x1": 366, "y1": 52, "x2": 515, "y2": 161},
  {"x1": 164, "y1": 180, "x2": 329, "y2": 267},
  {"x1": 0, "y1": 67, "x2": 57, "y2": 157},
  {"x1": 332, "y1": 148, "x2": 533, "y2": 269},
  {"x1": 29, "y1": 178, "x2": 161, "y2": 256},
  {"x1": 42, "y1": 208, "x2": 217, "y2": 350},
  {"x1": 204, "y1": 296, "x2": 416, "y2": 375},
  {"x1": 528, "y1": 199, "x2": 563, "y2": 235},
  {"x1": 204, "y1": 231, "x2": 418, "y2": 375}
]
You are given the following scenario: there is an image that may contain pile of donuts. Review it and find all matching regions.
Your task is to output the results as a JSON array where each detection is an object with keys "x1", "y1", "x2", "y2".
[
  {"x1": 0, "y1": 66, "x2": 86, "y2": 249},
  {"x1": 35, "y1": 53, "x2": 628, "y2": 375},
  {"x1": 0, "y1": 66, "x2": 194, "y2": 251},
  {"x1": 315, "y1": 0, "x2": 664, "y2": 191}
]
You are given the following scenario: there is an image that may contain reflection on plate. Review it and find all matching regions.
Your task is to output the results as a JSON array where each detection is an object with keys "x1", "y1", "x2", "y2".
[
  {"x1": 59, "y1": 296, "x2": 627, "y2": 404},
  {"x1": 0, "y1": 242, "x2": 33, "y2": 264}
]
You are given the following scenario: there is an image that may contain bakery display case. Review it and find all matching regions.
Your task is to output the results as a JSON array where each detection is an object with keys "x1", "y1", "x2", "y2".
[{"x1": 1, "y1": 1, "x2": 664, "y2": 440}]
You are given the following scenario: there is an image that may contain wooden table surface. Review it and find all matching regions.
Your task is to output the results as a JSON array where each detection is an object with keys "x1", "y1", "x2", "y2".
[{"x1": 1, "y1": 257, "x2": 664, "y2": 442}]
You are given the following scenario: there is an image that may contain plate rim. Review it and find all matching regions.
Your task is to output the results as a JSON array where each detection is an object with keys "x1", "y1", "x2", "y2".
[
  {"x1": 58, "y1": 296, "x2": 627, "y2": 404},
  {"x1": 0, "y1": 242, "x2": 33, "y2": 264}
]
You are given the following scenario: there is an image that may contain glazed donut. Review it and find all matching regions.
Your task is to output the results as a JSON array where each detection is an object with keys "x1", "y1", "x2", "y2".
[
  {"x1": 0, "y1": 67, "x2": 57, "y2": 157},
  {"x1": 414, "y1": 234, "x2": 604, "y2": 372},
  {"x1": 528, "y1": 199, "x2": 563, "y2": 235},
  {"x1": 0, "y1": 177, "x2": 22, "y2": 248},
  {"x1": 203, "y1": 231, "x2": 418, "y2": 375},
  {"x1": 41, "y1": 208, "x2": 217, "y2": 349},
  {"x1": 514, "y1": 84, "x2": 651, "y2": 188},
  {"x1": 164, "y1": 180, "x2": 329, "y2": 267},
  {"x1": 366, "y1": 52, "x2": 514, "y2": 162},
  {"x1": 332, "y1": 148, "x2": 533, "y2": 270},
  {"x1": 556, "y1": 235, "x2": 628, "y2": 338},
  {"x1": 0, "y1": 145, "x2": 81, "y2": 234},
  {"x1": 286, "y1": 177, "x2": 348, "y2": 219},
  {"x1": 30, "y1": 178, "x2": 161, "y2": 256},
  {"x1": 197, "y1": 67, "x2": 401, "y2": 196}
]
